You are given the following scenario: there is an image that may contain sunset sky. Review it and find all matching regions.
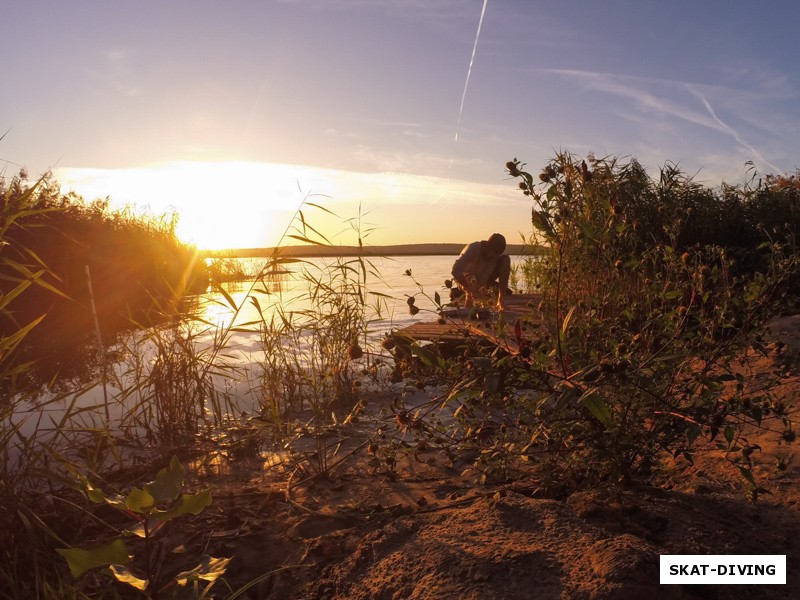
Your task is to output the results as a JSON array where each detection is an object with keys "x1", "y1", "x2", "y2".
[{"x1": 3, "y1": 1, "x2": 800, "y2": 249}]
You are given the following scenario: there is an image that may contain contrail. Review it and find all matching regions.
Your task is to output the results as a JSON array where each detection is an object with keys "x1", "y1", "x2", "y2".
[
  {"x1": 455, "y1": 0, "x2": 489, "y2": 142},
  {"x1": 689, "y1": 86, "x2": 784, "y2": 175},
  {"x1": 431, "y1": 0, "x2": 489, "y2": 206}
]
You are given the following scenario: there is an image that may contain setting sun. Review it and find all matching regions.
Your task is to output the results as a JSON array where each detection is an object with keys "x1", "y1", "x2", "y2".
[
  {"x1": 56, "y1": 161, "x2": 525, "y2": 250},
  {"x1": 56, "y1": 161, "x2": 339, "y2": 250}
]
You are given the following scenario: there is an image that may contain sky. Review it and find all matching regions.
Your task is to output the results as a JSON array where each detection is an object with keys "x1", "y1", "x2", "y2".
[{"x1": 3, "y1": 0, "x2": 800, "y2": 250}]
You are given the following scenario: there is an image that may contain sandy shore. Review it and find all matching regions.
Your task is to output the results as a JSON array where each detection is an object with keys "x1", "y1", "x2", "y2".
[{"x1": 77, "y1": 315, "x2": 800, "y2": 599}]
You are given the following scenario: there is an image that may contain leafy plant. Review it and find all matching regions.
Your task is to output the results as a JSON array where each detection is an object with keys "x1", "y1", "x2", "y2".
[
  {"x1": 394, "y1": 153, "x2": 798, "y2": 495},
  {"x1": 498, "y1": 153, "x2": 799, "y2": 486},
  {"x1": 115, "y1": 317, "x2": 236, "y2": 444},
  {"x1": 57, "y1": 456, "x2": 230, "y2": 598},
  {"x1": 0, "y1": 172, "x2": 208, "y2": 388}
]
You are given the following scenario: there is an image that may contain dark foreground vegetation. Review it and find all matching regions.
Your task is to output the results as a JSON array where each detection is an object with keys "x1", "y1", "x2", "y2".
[
  {"x1": 0, "y1": 172, "x2": 208, "y2": 387},
  {"x1": 452, "y1": 154, "x2": 800, "y2": 485},
  {"x1": 1, "y1": 153, "x2": 799, "y2": 598}
]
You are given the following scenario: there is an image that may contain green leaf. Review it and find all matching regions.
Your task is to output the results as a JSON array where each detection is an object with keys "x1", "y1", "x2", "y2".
[
  {"x1": 531, "y1": 210, "x2": 555, "y2": 237},
  {"x1": 154, "y1": 489, "x2": 212, "y2": 521},
  {"x1": 125, "y1": 487, "x2": 155, "y2": 513},
  {"x1": 99, "y1": 494, "x2": 127, "y2": 510},
  {"x1": 0, "y1": 278, "x2": 33, "y2": 311},
  {"x1": 411, "y1": 343, "x2": 442, "y2": 369},
  {"x1": 211, "y1": 281, "x2": 238, "y2": 311},
  {"x1": 737, "y1": 465, "x2": 756, "y2": 488},
  {"x1": 0, "y1": 315, "x2": 44, "y2": 355},
  {"x1": 723, "y1": 425, "x2": 735, "y2": 445},
  {"x1": 75, "y1": 474, "x2": 108, "y2": 504},
  {"x1": 175, "y1": 555, "x2": 231, "y2": 586},
  {"x1": 580, "y1": 388, "x2": 613, "y2": 428},
  {"x1": 145, "y1": 455, "x2": 184, "y2": 504},
  {"x1": 125, "y1": 516, "x2": 162, "y2": 539},
  {"x1": 109, "y1": 565, "x2": 148, "y2": 590},
  {"x1": 57, "y1": 539, "x2": 130, "y2": 578}
]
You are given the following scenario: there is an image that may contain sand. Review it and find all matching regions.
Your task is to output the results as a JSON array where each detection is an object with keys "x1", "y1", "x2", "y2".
[{"x1": 114, "y1": 316, "x2": 800, "y2": 599}]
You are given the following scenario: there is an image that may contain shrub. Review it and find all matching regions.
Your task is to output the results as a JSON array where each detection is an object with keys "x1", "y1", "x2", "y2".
[
  {"x1": 57, "y1": 456, "x2": 229, "y2": 597},
  {"x1": 500, "y1": 153, "x2": 800, "y2": 486},
  {"x1": 0, "y1": 173, "x2": 208, "y2": 387},
  {"x1": 415, "y1": 154, "x2": 799, "y2": 492}
]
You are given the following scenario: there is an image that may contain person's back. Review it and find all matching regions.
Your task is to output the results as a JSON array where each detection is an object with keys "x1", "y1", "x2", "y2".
[{"x1": 451, "y1": 233, "x2": 510, "y2": 310}]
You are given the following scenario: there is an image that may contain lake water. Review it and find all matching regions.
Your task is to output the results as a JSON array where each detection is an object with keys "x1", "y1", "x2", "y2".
[
  {"x1": 193, "y1": 253, "x2": 535, "y2": 359},
  {"x1": 197, "y1": 254, "x2": 463, "y2": 343},
  {"x1": 8, "y1": 255, "x2": 533, "y2": 447}
]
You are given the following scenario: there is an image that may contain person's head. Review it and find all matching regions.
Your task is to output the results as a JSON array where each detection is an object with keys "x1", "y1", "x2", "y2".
[{"x1": 483, "y1": 233, "x2": 506, "y2": 257}]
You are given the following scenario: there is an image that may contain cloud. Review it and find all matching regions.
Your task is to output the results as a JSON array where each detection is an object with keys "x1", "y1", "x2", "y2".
[
  {"x1": 546, "y1": 69, "x2": 720, "y2": 131},
  {"x1": 687, "y1": 86, "x2": 784, "y2": 175},
  {"x1": 53, "y1": 160, "x2": 516, "y2": 214},
  {"x1": 52, "y1": 160, "x2": 525, "y2": 247},
  {"x1": 545, "y1": 68, "x2": 789, "y2": 176}
]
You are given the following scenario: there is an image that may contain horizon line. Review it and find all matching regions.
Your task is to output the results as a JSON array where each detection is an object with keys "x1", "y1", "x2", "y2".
[{"x1": 198, "y1": 242, "x2": 541, "y2": 258}]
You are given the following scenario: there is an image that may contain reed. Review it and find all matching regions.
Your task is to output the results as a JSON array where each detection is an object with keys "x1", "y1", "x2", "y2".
[{"x1": 242, "y1": 204, "x2": 390, "y2": 475}]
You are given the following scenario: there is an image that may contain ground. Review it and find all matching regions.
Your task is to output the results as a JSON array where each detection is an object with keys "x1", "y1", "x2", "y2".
[{"x1": 97, "y1": 317, "x2": 800, "y2": 599}]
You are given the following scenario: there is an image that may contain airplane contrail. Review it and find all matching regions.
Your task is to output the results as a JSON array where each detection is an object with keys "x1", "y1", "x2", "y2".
[
  {"x1": 455, "y1": 0, "x2": 489, "y2": 143},
  {"x1": 432, "y1": 0, "x2": 489, "y2": 205},
  {"x1": 689, "y1": 86, "x2": 784, "y2": 175}
]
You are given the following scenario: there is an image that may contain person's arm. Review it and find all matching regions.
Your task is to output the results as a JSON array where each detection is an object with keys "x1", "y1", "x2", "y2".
[{"x1": 451, "y1": 242, "x2": 481, "y2": 304}]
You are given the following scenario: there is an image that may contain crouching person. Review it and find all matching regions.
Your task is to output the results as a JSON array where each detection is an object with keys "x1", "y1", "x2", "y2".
[{"x1": 451, "y1": 233, "x2": 511, "y2": 311}]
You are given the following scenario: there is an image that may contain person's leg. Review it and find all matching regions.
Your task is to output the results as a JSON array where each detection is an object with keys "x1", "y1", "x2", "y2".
[
  {"x1": 497, "y1": 255, "x2": 511, "y2": 293},
  {"x1": 486, "y1": 255, "x2": 511, "y2": 308},
  {"x1": 487, "y1": 255, "x2": 511, "y2": 291}
]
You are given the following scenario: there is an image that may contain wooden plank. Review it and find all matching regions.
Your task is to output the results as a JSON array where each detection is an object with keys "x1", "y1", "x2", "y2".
[{"x1": 395, "y1": 294, "x2": 543, "y2": 354}]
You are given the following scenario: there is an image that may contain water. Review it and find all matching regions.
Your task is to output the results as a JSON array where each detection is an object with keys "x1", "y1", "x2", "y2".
[
  {"x1": 6, "y1": 255, "x2": 532, "y2": 449},
  {"x1": 197, "y1": 255, "x2": 457, "y2": 342},
  {"x1": 194, "y1": 253, "x2": 535, "y2": 357}
]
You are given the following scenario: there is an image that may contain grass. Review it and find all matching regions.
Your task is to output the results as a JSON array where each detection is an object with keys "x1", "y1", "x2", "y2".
[{"x1": 2, "y1": 155, "x2": 800, "y2": 596}]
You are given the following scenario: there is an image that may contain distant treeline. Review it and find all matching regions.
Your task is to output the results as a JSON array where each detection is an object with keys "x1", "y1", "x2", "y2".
[{"x1": 199, "y1": 243, "x2": 540, "y2": 258}]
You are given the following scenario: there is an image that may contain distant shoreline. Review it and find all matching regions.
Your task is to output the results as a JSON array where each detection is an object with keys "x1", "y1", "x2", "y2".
[{"x1": 199, "y1": 243, "x2": 543, "y2": 259}]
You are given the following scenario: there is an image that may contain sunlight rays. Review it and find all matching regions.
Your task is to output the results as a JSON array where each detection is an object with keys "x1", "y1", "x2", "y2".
[{"x1": 55, "y1": 161, "x2": 522, "y2": 250}]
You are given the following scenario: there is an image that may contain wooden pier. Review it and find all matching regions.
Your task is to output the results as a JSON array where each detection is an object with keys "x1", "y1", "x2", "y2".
[{"x1": 394, "y1": 294, "x2": 544, "y2": 355}]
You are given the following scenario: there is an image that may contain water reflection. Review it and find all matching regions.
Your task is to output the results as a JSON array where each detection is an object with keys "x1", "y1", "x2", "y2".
[
  {"x1": 5, "y1": 256, "x2": 510, "y2": 465},
  {"x1": 193, "y1": 255, "x2": 456, "y2": 338}
]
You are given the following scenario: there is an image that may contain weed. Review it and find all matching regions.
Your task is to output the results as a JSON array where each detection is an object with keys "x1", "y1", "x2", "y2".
[
  {"x1": 57, "y1": 456, "x2": 229, "y2": 598},
  {"x1": 389, "y1": 154, "x2": 799, "y2": 496}
]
